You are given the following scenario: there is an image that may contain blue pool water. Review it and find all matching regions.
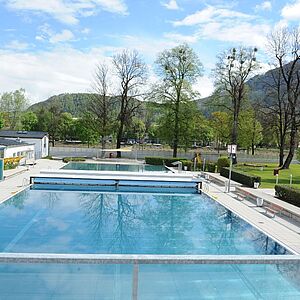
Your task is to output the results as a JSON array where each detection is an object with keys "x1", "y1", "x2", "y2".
[
  {"x1": 62, "y1": 162, "x2": 167, "y2": 172},
  {"x1": 1, "y1": 185, "x2": 300, "y2": 299},
  {"x1": 1, "y1": 263, "x2": 300, "y2": 299},
  {"x1": 0, "y1": 186, "x2": 289, "y2": 255}
]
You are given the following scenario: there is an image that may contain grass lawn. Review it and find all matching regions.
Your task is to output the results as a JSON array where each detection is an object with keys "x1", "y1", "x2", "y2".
[{"x1": 234, "y1": 163, "x2": 300, "y2": 189}]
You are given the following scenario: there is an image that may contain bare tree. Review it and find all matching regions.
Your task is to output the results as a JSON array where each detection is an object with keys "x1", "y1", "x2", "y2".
[
  {"x1": 213, "y1": 47, "x2": 258, "y2": 163},
  {"x1": 88, "y1": 63, "x2": 115, "y2": 150},
  {"x1": 267, "y1": 27, "x2": 300, "y2": 169},
  {"x1": 258, "y1": 66, "x2": 290, "y2": 166},
  {"x1": 113, "y1": 49, "x2": 147, "y2": 158}
]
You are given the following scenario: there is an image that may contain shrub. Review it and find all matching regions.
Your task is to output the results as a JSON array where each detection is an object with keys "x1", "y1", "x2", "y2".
[
  {"x1": 63, "y1": 157, "x2": 86, "y2": 163},
  {"x1": 43, "y1": 155, "x2": 53, "y2": 160},
  {"x1": 217, "y1": 156, "x2": 230, "y2": 172},
  {"x1": 275, "y1": 185, "x2": 300, "y2": 207},
  {"x1": 220, "y1": 167, "x2": 261, "y2": 187},
  {"x1": 206, "y1": 162, "x2": 217, "y2": 173},
  {"x1": 4, "y1": 157, "x2": 21, "y2": 170}
]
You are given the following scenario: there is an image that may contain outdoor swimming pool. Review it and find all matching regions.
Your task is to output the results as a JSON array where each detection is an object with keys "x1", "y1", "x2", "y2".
[
  {"x1": 0, "y1": 184, "x2": 300, "y2": 299},
  {"x1": 0, "y1": 185, "x2": 289, "y2": 254},
  {"x1": 62, "y1": 162, "x2": 167, "y2": 172}
]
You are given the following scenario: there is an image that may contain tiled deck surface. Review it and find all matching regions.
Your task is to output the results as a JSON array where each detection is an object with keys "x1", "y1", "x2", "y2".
[
  {"x1": 0, "y1": 159, "x2": 65, "y2": 203},
  {"x1": 205, "y1": 181, "x2": 300, "y2": 254}
]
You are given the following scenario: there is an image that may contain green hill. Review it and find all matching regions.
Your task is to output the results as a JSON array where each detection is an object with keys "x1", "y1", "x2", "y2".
[{"x1": 29, "y1": 93, "x2": 91, "y2": 117}]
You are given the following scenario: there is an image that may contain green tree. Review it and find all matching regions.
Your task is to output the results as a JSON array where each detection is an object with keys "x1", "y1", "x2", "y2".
[
  {"x1": 210, "y1": 111, "x2": 231, "y2": 152},
  {"x1": 73, "y1": 116, "x2": 99, "y2": 147},
  {"x1": 238, "y1": 110, "x2": 263, "y2": 155},
  {"x1": 20, "y1": 111, "x2": 38, "y2": 131},
  {"x1": 213, "y1": 47, "x2": 258, "y2": 163},
  {"x1": 124, "y1": 117, "x2": 146, "y2": 141},
  {"x1": 154, "y1": 44, "x2": 203, "y2": 157},
  {"x1": 58, "y1": 112, "x2": 74, "y2": 142},
  {"x1": 34, "y1": 105, "x2": 62, "y2": 146},
  {"x1": 0, "y1": 113, "x2": 4, "y2": 130},
  {"x1": 156, "y1": 101, "x2": 209, "y2": 151},
  {"x1": 0, "y1": 89, "x2": 29, "y2": 129}
]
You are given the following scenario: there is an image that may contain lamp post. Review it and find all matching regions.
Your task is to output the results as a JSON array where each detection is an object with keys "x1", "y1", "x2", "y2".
[{"x1": 227, "y1": 144, "x2": 237, "y2": 193}]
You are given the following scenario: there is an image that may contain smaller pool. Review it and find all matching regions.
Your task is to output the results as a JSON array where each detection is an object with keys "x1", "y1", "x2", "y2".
[{"x1": 62, "y1": 162, "x2": 167, "y2": 172}]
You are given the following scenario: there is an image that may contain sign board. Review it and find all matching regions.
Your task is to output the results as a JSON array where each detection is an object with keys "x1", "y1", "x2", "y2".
[{"x1": 227, "y1": 144, "x2": 237, "y2": 154}]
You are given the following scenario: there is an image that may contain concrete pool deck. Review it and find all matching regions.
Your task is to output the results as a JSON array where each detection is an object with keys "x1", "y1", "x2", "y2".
[
  {"x1": 204, "y1": 182, "x2": 300, "y2": 254},
  {"x1": 0, "y1": 159, "x2": 65, "y2": 203}
]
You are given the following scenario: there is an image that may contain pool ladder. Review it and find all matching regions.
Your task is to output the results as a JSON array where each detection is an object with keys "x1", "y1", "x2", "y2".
[{"x1": 22, "y1": 178, "x2": 30, "y2": 187}]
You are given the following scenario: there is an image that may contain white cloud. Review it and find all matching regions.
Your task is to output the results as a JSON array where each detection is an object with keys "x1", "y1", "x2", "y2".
[
  {"x1": 171, "y1": 5, "x2": 270, "y2": 47},
  {"x1": 35, "y1": 24, "x2": 74, "y2": 44},
  {"x1": 281, "y1": 0, "x2": 300, "y2": 20},
  {"x1": 49, "y1": 29, "x2": 74, "y2": 43},
  {"x1": 162, "y1": 0, "x2": 179, "y2": 10},
  {"x1": 81, "y1": 28, "x2": 91, "y2": 35},
  {"x1": 173, "y1": 6, "x2": 254, "y2": 27},
  {"x1": 193, "y1": 75, "x2": 214, "y2": 98},
  {"x1": 0, "y1": 47, "x2": 111, "y2": 103},
  {"x1": 5, "y1": 0, "x2": 128, "y2": 25},
  {"x1": 197, "y1": 21, "x2": 270, "y2": 47},
  {"x1": 255, "y1": 1, "x2": 272, "y2": 11},
  {"x1": 163, "y1": 32, "x2": 198, "y2": 44},
  {"x1": 4, "y1": 40, "x2": 29, "y2": 50}
]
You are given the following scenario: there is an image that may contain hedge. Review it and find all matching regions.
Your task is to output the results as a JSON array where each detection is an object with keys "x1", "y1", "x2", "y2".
[
  {"x1": 144, "y1": 156, "x2": 192, "y2": 170},
  {"x1": 275, "y1": 185, "x2": 300, "y2": 207},
  {"x1": 206, "y1": 162, "x2": 217, "y2": 173},
  {"x1": 63, "y1": 157, "x2": 86, "y2": 163},
  {"x1": 220, "y1": 167, "x2": 261, "y2": 187},
  {"x1": 217, "y1": 157, "x2": 230, "y2": 172}
]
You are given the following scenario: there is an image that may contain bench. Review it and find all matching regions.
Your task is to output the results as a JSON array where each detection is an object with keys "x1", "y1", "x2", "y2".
[
  {"x1": 235, "y1": 191, "x2": 246, "y2": 201},
  {"x1": 264, "y1": 203, "x2": 283, "y2": 218}
]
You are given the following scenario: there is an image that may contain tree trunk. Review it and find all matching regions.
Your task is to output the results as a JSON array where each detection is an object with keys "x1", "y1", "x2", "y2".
[
  {"x1": 251, "y1": 143, "x2": 255, "y2": 155},
  {"x1": 279, "y1": 146, "x2": 284, "y2": 167},
  {"x1": 231, "y1": 112, "x2": 238, "y2": 164},
  {"x1": 116, "y1": 121, "x2": 124, "y2": 158},
  {"x1": 101, "y1": 136, "x2": 106, "y2": 150},
  {"x1": 282, "y1": 120, "x2": 297, "y2": 169},
  {"x1": 172, "y1": 95, "x2": 180, "y2": 158}
]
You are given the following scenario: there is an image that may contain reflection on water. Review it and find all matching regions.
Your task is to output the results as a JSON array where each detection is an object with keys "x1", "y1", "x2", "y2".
[{"x1": 0, "y1": 187, "x2": 289, "y2": 256}]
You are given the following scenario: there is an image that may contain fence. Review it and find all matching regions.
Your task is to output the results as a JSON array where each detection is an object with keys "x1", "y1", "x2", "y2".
[{"x1": 50, "y1": 146, "x2": 298, "y2": 163}]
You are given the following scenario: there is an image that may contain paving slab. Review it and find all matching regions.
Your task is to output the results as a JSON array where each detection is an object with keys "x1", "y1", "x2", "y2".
[
  {"x1": 205, "y1": 183, "x2": 300, "y2": 254},
  {"x1": 0, "y1": 159, "x2": 65, "y2": 203}
]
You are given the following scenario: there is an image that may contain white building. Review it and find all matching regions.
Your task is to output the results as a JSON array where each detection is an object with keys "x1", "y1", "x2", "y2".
[
  {"x1": 0, "y1": 131, "x2": 49, "y2": 159},
  {"x1": 0, "y1": 138, "x2": 35, "y2": 164}
]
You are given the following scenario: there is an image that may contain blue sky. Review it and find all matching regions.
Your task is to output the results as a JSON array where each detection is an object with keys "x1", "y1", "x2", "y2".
[{"x1": 0, "y1": 0, "x2": 299, "y2": 103}]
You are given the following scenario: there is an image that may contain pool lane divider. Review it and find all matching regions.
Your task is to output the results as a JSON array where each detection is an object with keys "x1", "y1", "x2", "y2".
[
  {"x1": 30, "y1": 170, "x2": 203, "y2": 192},
  {"x1": 0, "y1": 253, "x2": 299, "y2": 264}
]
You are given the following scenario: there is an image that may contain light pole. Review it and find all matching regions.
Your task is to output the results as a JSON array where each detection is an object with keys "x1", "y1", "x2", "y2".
[{"x1": 227, "y1": 144, "x2": 236, "y2": 193}]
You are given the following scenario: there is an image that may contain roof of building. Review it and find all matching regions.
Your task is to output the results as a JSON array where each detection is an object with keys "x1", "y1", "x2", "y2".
[
  {"x1": 0, "y1": 138, "x2": 33, "y2": 147},
  {"x1": 0, "y1": 130, "x2": 48, "y2": 139}
]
